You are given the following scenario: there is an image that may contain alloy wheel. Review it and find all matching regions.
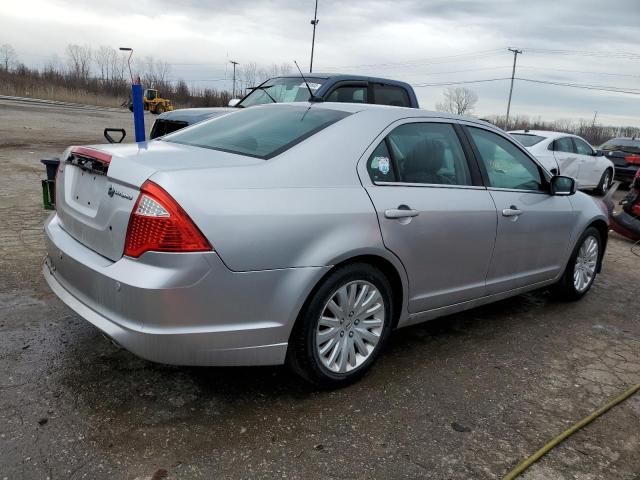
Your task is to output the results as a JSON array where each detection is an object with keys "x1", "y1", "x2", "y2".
[
  {"x1": 600, "y1": 171, "x2": 611, "y2": 194},
  {"x1": 573, "y1": 235, "x2": 598, "y2": 292},
  {"x1": 315, "y1": 281, "x2": 385, "y2": 373}
]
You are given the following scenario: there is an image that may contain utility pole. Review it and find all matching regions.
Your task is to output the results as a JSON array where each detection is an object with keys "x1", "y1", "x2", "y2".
[
  {"x1": 230, "y1": 60, "x2": 239, "y2": 98},
  {"x1": 309, "y1": 0, "x2": 319, "y2": 73},
  {"x1": 505, "y1": 47, "x2": 522, "y2": 130},
  {"x1": 591, "y1": 111, "x2": 598, "y2": 128}
]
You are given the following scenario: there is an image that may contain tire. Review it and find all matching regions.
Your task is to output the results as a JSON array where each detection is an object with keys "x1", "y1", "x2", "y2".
[
  {"x1": 595, "y1": 169, "x2": 612, "y2": 196},
  {"x1": 153, "y1": 103, "x2": 165, "y2": 115},
  {"x1": 553, "y1": 227, "x2": 601, "y2": 301},
  {"x1": 287, "y1": 263, "x2": 394, "y2": 388}
]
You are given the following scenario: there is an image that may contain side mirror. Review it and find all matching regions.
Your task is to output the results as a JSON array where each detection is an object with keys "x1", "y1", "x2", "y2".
[
  {"x1": 594, "y1": 149, "x2": 604, "y2": 157},
  {"x1": 228, "y1": 98, "x2": 240, "y2": 107},
  {"x1": 550, "y1": 175, "x2": 576, "y2": 196}
]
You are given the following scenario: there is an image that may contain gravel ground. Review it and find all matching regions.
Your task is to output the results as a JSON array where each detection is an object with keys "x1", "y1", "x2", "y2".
[{"x1": 1, "y1": 99, "x2": 639, "y2": 480}]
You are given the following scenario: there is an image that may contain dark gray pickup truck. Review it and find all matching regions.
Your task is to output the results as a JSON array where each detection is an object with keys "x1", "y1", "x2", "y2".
[{"x1": 150, "y1": 73, "x2": 419, "y2": 139}]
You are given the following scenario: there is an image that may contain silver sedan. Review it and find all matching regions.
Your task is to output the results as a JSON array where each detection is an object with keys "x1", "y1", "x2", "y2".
[{"x1": 43, "y1": 103, "x2": 608, "y2": 387}]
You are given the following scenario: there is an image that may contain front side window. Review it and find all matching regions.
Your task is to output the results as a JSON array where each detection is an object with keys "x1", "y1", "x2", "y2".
[
  {"x1": 468, "y1": 127, "x2": 543, "y2": 191},
  {"x1": 368, "y1": 123, "x2": 471, "y2": 185},
  {"x1": 325, "y1": 85, "x2": 367, "y2": 103},
  {"x1": 237, "y1": 77, "x2": 325, "y2": 107},
  {"x1": 372, "y1": 84, "x2": 411, "y2": 107},
  {"x1": 553, "y1": 137, "x2": 575, "y2": 153},
  {"x1": 573, "y1": 138, "x2": 594, "y2": 156},
  {"x1": 165, "y1": 105, "x2": 350, "y2": 159}
]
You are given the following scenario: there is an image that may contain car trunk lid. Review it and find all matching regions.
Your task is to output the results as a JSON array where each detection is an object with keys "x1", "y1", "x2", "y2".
[{"x1": 55, "y1": 141, "x2": 262, "y2": 261}]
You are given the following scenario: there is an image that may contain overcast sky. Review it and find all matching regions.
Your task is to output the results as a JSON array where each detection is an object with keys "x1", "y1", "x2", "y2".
[{"x1": 2, "y1": 0, "x2": 639, "y2": 126}]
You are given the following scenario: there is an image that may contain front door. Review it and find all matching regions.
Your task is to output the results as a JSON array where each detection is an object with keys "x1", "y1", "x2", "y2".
[
  {"x1": 464, "y1": 126, "x2": 577, "y2": 294},
  {"x1": 553, "y1": 136, "x2": 582, "y2": 185},
  {"x1": 573, "y1": 137, "x2": 600, "y2": 187},
  {"x1": 362, "y1": 121, "x2": 497, "y2": 313}
]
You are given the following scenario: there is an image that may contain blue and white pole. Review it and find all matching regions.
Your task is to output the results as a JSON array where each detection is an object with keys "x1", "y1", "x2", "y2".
[{"x1": 131, "y1": 82, "x2": 146, "y2": 142}]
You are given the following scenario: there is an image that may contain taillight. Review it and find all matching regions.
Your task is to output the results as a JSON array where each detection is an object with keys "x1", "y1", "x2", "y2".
[
  {"x1": 625, "y1": 154, "x2": 640, "y2": 165},
  {"x1": 124, "y1": 181, "x2": 212, "y2": 258}
]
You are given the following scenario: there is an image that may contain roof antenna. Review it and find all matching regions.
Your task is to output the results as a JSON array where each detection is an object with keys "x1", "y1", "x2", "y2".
[{"x1": 294, "y1": 60, "x2": 323, "y2": 103}]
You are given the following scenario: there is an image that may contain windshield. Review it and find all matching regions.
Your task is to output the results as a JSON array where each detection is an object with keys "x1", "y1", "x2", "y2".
[
  {"x1": 600, "y1": 138, "x2": 640, "y2": 152},
  {"x1": 238, "y1": 77, "x2": 325, "y2": 107},
  {"x1": 164, "y1": 105, "x2": 351, "y2": 159},
  {"x1": 510, "y1": 133, "x2": 546, "y2": 147}
]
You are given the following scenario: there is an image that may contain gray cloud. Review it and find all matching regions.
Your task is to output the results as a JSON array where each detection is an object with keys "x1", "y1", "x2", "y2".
[{"x1": 1, "y1": 0, "x2": 639, "y2": 125}]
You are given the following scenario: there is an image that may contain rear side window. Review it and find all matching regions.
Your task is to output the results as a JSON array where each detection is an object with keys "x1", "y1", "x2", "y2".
[
  {"x1": 372, "y1": 84, "x2": 411, "y2": 107},
  {"x1": 368, "y1": 123, "x2": 472, "y2": 186},
  {"x1": 510, "y1": 133, "x2": 545, "y2": 147},
  {"x1": 468, "y1": 127, "x2": 543, "y2": 191},
  {"x1": 150, "y1": 119, "x2": 188, "y2": 139},
  {"x1": 367, "y1": 141, "x2": 397, "y2": 182},
  {"x1": 325, "y1": 85, "x2": 367, "y2": 103},
  {"x1": 164, "y1": 106, "x2": 350, "y2": 159}
]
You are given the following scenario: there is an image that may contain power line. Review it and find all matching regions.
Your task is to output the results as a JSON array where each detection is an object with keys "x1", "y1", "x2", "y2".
[
  {"x1": 411, "y1": 77, "x2": 640, "y2": 95},
  {"x1": 321, "y1": 49, "x2": 505, "y2": 70},
  {"x1": 413, "y1": 78, "x2": 511, "y2": 87},
  {"x1": 518, "y1": 65, "x2": 640, "y2": 78},
  {"x1": 515, "y1": 77, "x2": 640, "y2": 95},
  {"x1": 523, "y1": 48, "x2": 640, "y2": 59}
]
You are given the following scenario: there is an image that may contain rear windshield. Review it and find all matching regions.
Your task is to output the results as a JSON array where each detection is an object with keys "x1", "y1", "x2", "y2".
[
  {"x1": 600, "y1": 138, "x2": 640, "y2": 151},
  {"x1": 164, "y1": 105, "x2": 351, "y2": 159},
  {"x1": 510, "y1": 133, "x2": 546, "y2": 147}
]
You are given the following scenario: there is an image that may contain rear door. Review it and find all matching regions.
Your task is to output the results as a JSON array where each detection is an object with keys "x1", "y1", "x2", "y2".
[
  {"x1": 371, "y1": 83, "x2": 412, "y2": 107},
  {"x1": 552, "y1": 136, "x2": 582, "y2": 184},
  {"x1": 463, "y1": 126, "x2": 576, "y2": 293},
  {"x1": 361, "y1": 120, "x2": 497, "y2": 313},
  {"x1": 324, "y1": 82, "x2": 369, "y2": 103}
]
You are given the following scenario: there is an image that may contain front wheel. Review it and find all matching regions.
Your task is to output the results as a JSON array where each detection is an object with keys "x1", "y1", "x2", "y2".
[
  {"x1": 553, "y1": 227, "x2": 601, "y2": 300},
  {"x1": 287, "y1": 263, "x2": 394, "y2": 388}
]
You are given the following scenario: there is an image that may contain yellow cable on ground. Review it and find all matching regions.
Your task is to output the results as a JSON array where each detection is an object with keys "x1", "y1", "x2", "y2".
[{"x1": 503, "y1": 383, "x2": 640, "y2": 480}]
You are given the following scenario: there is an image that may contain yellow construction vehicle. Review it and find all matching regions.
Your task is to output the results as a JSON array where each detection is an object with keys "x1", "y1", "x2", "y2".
[{"x1": 128, "y1": 88, "x2": 174, "y2": 114}]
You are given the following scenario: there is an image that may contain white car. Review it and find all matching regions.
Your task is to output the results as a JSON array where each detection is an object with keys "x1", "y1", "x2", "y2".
[{"x1": 510, "y1": 130, "x2": 614, "y2": 195}]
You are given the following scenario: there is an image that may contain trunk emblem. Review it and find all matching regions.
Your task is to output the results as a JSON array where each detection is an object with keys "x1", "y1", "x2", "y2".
[{"x1": 107, "y1": 185, "x2": 133, "y2": 200}]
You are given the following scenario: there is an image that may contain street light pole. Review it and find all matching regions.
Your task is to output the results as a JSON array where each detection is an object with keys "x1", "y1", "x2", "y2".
[
  {"x1": 309, "y1": 0, "x2": 319, "y2": 73},
  {"x1": 505, "y1": 47, "x2": 522, "y2": 130},
  {"x1": 230, "y1": 60, "x2": 239, "y2": 98}
]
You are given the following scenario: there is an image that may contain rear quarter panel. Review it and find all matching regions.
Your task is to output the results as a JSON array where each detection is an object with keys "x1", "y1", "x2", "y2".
[{"x1": 149, "y1": 110, "x2": 398, "y2": 272}]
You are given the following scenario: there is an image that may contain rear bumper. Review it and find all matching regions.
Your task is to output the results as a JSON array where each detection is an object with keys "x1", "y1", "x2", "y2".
[
  {"x1": 613, "y1": 165, "x2": 638, "y2": 183},
  {"x1": 43, "y1": 214, "x2": 328, "y2": 366}
]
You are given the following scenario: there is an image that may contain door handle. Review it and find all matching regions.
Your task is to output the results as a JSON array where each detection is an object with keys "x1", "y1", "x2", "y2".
[
  {"x1": 502, "y1": 206, "x2": 523, "y2": 217},
  {"x1": 385, "y1": 208, "x2": 419, "y2": 219}
]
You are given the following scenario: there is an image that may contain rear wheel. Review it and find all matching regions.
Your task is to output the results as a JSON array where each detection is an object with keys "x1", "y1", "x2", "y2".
[
  {"x1": 287, "y1": 263, "x2": 394, "y2": 388},
  {"x1": 595, "y1": 169, "x2": 612, "y2": 195},
  {"x1": 553, "y1": 227, "x2": 601, "y2": 300}
]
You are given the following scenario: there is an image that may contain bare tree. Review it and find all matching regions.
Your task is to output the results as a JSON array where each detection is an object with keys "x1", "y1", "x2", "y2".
[
  {"x1": 241, "y1": 62, "x2": 258, "y2": 88},
  {"x1": 435, "y1": 87, "x2": 478, "y2": 115},
  {"x1": 94, "y1": 46, "x2": 114, "y2": 81},
  {"x1": 65, "y1": 44, "x2": 93, "y2": 80},
  {"x1": 0, "y1": 44, "x2": 17, "y2": 71}
]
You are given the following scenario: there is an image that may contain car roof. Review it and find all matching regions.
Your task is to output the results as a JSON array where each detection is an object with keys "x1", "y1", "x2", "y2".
[
  {"x1": 509, "y1": 130, "x2": 578, "y2": 139},
  {"x1": 273, "y1": 73, "x2": 413, "y2": 88},
  {"x1": 249, "y1": 101, "x2": 496, "y2": 126}
]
